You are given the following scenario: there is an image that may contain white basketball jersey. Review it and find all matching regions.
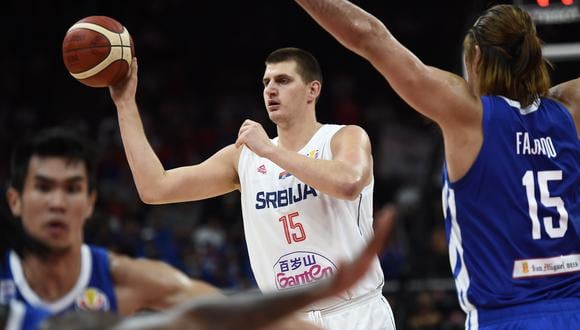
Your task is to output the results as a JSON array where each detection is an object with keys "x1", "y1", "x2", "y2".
[{"x1": 238, "y1": 124, "x2": 384, "y2": 310}]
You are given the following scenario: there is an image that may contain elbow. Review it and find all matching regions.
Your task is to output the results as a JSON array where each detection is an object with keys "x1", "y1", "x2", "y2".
[
  {"x1": 349, "y1": 18, "x2": 389, "y2": 58},
  {"x1": 337, "y1": 179, "x2": 365, "y2": 201},
  {"x1": 136, "y1": 185, "x2": 164, "y2": 205},
  {"x1": 137, "y1": 189, "x2": 157, "y2": 205}
]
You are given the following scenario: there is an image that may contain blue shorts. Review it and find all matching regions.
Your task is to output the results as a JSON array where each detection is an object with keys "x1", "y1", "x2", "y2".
[{"x1": 470, "y1": 298, "x2": 580, "y2": 330}]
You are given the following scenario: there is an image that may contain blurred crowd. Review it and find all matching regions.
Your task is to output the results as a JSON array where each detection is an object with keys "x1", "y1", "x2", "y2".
[{"x1": 2, "y1": 1, "x2": 545, "y2": 328}]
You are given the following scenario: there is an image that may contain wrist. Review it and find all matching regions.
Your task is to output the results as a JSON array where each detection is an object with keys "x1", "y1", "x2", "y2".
[
  {"x1": 114, "y1": 99, "x2": 137, "y2": 111},
  {"x1": 263, "y1": 143, "x2": 278, "y2": 160}
]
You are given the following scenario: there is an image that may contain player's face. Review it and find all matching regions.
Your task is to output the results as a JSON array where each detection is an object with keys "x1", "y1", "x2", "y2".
[
  {"x1": 262, "y1": 61, "x2": 311, "y2": 124},
  {"x1": 7, "y1": 156, "x2": 95, "y2": 252}
]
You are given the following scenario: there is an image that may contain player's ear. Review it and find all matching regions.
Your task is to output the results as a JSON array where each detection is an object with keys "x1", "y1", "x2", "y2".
[
  {"x1": 84, "y1": 190, "x2": 97, "y2": 219},
  {"x1": 474, "y1": 45, "x2": 482, "y2": 69},
  {"x1": 307, "y1": 80, "x2": 321, "y2": 103},
  {"x1": 6, "y1": 187, "x2": 22, "y2": 217}
]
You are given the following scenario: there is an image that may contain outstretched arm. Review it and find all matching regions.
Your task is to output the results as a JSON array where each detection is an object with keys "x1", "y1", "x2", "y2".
[
  {"x1": 110, "y1": 254, "x2": 223, "y2": 316},
  {"x1": 109, "y1": 59, "x2": 240, "y2": 204},
  {"x1": 294, "y1": 0, "x2": 479, "y2": 128},
  {"x1": 117, "y1": 207, "x2": 396, "y2": 330}
]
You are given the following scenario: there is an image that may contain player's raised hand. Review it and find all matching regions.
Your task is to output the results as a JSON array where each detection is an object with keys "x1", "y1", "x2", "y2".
[
  {"x1": 109, "y1": 57, "x2": 139, "y2": 108},
  {"x1": 235, "y1": 119, "x2": 275, "y2": 157}
]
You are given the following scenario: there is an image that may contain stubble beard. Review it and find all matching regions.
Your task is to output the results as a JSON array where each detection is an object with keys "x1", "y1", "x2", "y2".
[{"x1": 13, "y1": 219, "x2": 73, "y2": 259}]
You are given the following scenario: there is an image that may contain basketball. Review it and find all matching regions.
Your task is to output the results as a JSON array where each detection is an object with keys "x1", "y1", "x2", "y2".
[{"x1": 62, "y1": 16, "x2": 134, "y2": 88}]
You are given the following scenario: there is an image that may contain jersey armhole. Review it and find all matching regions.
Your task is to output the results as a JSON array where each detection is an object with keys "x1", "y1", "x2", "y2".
[{"x1": 448, "y1": 96, "x2": 491, "y2": 190}]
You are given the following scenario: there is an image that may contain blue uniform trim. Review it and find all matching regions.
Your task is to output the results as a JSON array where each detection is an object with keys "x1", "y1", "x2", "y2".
[
  {"x1": 86, "y1": 245, "x2": 118, "y2": 312},
  {"x1": 0, "y1": 245, "x2": 117, "y2": 315}
]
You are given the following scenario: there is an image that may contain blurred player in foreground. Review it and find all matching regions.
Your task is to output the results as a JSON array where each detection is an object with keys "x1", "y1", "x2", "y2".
[
  {"x1": 42, "y1": 205, "x2": 395, "y2": 330},
  {"x1": 0, "y1": 128, "x2": 217, "y2": 319},
  {"x1": 295, "y1": 1, "x2": 580, "y2": 329}
]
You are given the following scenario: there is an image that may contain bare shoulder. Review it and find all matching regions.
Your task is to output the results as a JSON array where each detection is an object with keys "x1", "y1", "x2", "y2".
[
  {"x1": 108, "y1": 252, "x2": 138, "y2": 283},
  {"x1": 330, "y1": 125, "x2": 372, "y2": 159},
  {"x1": 549, "y1": 78, "x2": 580, "y2": 113},
  {"x1": 109, "y1": 252, "x2": 171, "y2": 284},
  {"x1": 110, "y1": 252, "x2": 180, "y2": 276},
  {"x1": 332, "y1": 125, "x2": 370, "y2": 144},
  {"x1": 549, "y1": 78, "x2": 580, "y2": 133}
]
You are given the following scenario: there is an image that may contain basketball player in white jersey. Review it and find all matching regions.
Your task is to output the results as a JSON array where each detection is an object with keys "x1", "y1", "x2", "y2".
[{"x1": 109, "y1": 48, "x2": 395, "y2": 329}]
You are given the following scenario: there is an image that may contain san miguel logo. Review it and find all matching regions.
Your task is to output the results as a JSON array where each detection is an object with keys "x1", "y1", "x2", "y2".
[
  {"x1": 75, "y1": 287, "x2": 110, "y2": 311},
  {"x1": 274, "y1": 252, "x2": 337, "y2": 290},
  {"x1": 522, "y1": 262, "x2": 529, "y2": 274}
]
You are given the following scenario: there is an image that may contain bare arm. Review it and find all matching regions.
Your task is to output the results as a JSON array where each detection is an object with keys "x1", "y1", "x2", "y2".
[
  {"x1": 109, "y1": 59, "x2": 240, "y2": 204},
  {"x1": 110, "y1": 254, "x2": 223, "y2": 316},
  {"x1": 236, "y1": 121, "x2": 372, "y2": 200},
  {"x1": 294, "y1": 0, "x2": 480, "y2": 129},
  {"x1": 550, "y1": 78, "x2": 580, "y2": 137}
]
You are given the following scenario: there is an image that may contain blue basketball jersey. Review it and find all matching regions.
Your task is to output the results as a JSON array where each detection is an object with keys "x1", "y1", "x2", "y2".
[
  {"x1": 0, "y1": 245, "x2": 117, "y2": 315},
  {"x1": 442, "y1": 96, "x2": 580, "y2": 329},
  {"x1": 4, "y1": 300, "x2": 51, "y2": 330}
]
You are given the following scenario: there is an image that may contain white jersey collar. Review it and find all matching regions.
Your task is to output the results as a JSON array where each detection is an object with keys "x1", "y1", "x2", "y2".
[
  {"x1": 498, "y1": 95, "x2": 541, "y2": 115},
  {"x1": 9, "y1": 245, "x2": 92, "y2": 313}
]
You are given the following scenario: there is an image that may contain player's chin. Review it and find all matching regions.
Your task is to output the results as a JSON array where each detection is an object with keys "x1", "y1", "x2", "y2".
[
  {"x1": 267, "y1": 110, "x2": 284, "y2": 123},
  {"x1": 41, "y1": 236, "x2": 74, "y2": 253}
]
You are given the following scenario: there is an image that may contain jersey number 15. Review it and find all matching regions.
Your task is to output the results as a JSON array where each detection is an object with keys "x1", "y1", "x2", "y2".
[
  {"x1": 279, "y1": 211, "x2": 306, "y2": 244},
  {"x1": 522, "y1": 170, "x2": 569, "y2": 239}
]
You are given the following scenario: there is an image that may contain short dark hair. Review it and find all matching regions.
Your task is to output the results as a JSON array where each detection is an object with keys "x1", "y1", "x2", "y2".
[
  {"x1": 265, "y1": 47, "x2": 323, "y2": 85},
  {"x1": 9, "y1": 127, "x2": 98, "y2": 193},
  {"x1": 4, "y1": 128, "x2": 98, "y2": 258}
]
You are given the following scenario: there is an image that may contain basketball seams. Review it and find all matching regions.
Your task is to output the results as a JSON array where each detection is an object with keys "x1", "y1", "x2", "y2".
[
  {"x1": 67, "y1": 23, "x2": 122, "y2": 46},
  {"x1": 67, "y1": 23, "x2": 132, "y2": 80},
  {"x1": 62, "y1": 16, "x2": 133, "y2": 87}
]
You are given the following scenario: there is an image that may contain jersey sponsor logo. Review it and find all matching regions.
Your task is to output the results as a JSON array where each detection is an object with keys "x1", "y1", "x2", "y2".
[
  {"x1": 274, "y1": 252, "x2": 337, "y2": 289},
  {"x1": 516, "y1": 132, "x2": 557, "y2": 158},
  {"x1": 75, "y1": 287, "x2": 110, "y2": 311},
  {"x1": 513, "y1": 254, "x2": 580, "y2": 278},
  {"x1": 278, "y1": 170, "x2": 292, "y2": 180},
  {"x1": 0, "y1": 280, "x2": 16, "y2": 304},
  {"x1": 255, "y1": 183, "x2": 318, "y2": 209}
]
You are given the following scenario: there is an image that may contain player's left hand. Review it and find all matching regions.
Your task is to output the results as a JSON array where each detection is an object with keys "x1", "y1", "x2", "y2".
[{"x1": 235, "y1": 119, "x2": 275, "y2": 157}]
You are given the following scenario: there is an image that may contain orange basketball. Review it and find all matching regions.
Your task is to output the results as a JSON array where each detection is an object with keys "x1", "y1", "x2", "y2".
[{"x1": 62, "y1": 16, "x2": 134, "y2": 88}]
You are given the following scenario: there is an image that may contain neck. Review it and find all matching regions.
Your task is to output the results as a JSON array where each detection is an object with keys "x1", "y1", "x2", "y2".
[
  {"x1": 275, "y1": 106, "x2": 322, "y2": 151},
  {"x1": 19, "y1": 246, "x2": 83, "y2": 302},
  {"x1": 277, "y1": 120, "x2": 322, "y2": 152}
]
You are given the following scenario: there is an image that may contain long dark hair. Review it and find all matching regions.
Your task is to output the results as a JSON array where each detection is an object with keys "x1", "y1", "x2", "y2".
[{"x1": 463, "y1": 5, "x2": 551, "y2": 107}]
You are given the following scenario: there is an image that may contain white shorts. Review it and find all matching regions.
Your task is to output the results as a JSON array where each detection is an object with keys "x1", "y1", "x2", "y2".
[{"x1": 301, "y1": 289, "x2": 396, "y2": 330}]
